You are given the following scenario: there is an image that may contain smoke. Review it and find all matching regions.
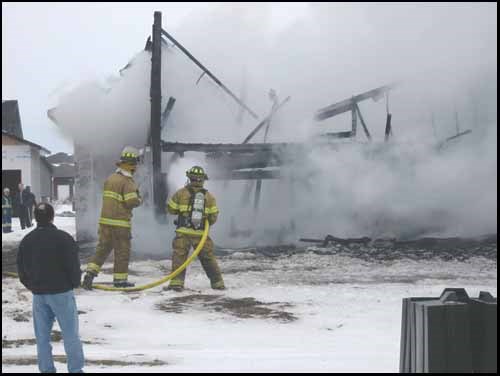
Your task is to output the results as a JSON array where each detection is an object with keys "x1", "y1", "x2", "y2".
[
  {"x1": 295, "y1": 128, "x2": 497, "y2": 240},
  {"x1": 50, "y1": 3, "x2": 496, "y2": 251},
  {"x1": 166, "y1": 3, "x2": 496, "y2": 243},
  {"x1": 48, "y1": 51, "x2": 151, "y2": 156}
]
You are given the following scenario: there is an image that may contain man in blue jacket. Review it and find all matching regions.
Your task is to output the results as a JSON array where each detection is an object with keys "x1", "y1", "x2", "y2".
[{"x1": 17, "y1": 203, "x2": 85, "y2": 373}]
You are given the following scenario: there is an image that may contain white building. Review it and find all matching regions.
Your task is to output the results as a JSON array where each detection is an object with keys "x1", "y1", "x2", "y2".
[{"x1": 2, "y1": 100, "x2": 53, "y2": 202}]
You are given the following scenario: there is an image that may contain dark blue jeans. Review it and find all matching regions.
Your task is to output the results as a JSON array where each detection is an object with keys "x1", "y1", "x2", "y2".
[
  {"x1": 18, "y1": 205, "x2": 31, "y2": 229},
  {"x1": 32, "y1": 290, "x2": 84, "y2": 373}
]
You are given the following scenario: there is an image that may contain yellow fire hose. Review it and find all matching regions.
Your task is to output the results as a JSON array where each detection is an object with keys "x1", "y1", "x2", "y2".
[
  {"x1": 3, "y1": 271, "x2": 19, "y2": 278},
  {"x1": 3, "y1": 219, "x2": 210, "y2": 293},
  {"x1": 92, "y1": 219, "x2": 209, "y2": 292}
]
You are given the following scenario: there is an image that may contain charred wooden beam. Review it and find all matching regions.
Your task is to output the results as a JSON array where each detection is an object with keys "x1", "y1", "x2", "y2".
[
  {"x1": 161, "y1": 30, "x2": 258, "y2": 120},
  {"x1": 253, "y1": 91, "x2": 282, "y2": 213},
  {"x1": 148, "y1": 96, "x2": 176, "y2": 143},
  {"x1": 323, "y1": 131, "x2": 354, "y2": 139},
  {"x1": 243, "y1": 118, "x2": 270, "y2": 145},
  {"x1": 211, "y1": 169, "x2": 281, "y2": 180},
  {"x1": 316, "y1": 100, "x2": 354, "y2": 121},
  {"x1": 437, "y1": 129, "x2": 472, "y2": 149},
  {"x1": 242, "y1": 96, "x2": 291, "y2": 144},
  {"x1": 444, "y1": 129, "x2": 471, "y2": 142},
  {"x1": 151, "y1": 11, "x2": 163, "y2": 218},
  {"x1": 315, "y1": 84, "x2": 394, "y2": 121},
  {"x1": 300, "y1": 235, "x2": 372, "y2": 247},
  {"x1": 161, "y1": 97, "x2": 176, "y2": 130},
  {"x1": 144, "y1": 36, "x2": 152, "y2": 51},
  {"x1": 351, "y1": 105, "x2": 357, "y2": 136},
  {"x1": 384, "y1": 113, "x2": 392, "y2": 142},
  {"x1": 162, "y1": 141, "x2": 302, "y2": 154},
  {"x1": 354, "y1": 103, "x2": 372, "y2": 141},
  {"x1": 206, "y1": 152, "x2": 282, "y2": 170}
]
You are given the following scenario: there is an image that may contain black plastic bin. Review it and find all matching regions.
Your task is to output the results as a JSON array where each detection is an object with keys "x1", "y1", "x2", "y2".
[{"x1": 399, "y1": 288, "x2": 497, "y2": 373}]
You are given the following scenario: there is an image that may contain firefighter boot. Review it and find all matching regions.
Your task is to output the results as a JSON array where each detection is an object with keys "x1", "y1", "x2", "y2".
[
  {"x1": 113, "y1": 280, "x2": 135, "y2": 288},
  {"x1": 166, "y1": 285, "x2": 184, "y2": 292},
  {"x1": 164, "y1": 280, "x2": 184, "y2": 292},
  {"x1": 82, "y1": 271, "x2": 97, "y2": 290},
  {"x1": 211, "y1": 280, "x2": 226, "y2": 290}
]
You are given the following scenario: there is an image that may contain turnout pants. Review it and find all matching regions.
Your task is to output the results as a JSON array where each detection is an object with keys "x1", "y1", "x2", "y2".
[
  {"x1": 86, "y1": 224, "x2": 131, "y2": 282},
  {"x1": 169, "y1": 234, "x2": 224, "y2": 288}
]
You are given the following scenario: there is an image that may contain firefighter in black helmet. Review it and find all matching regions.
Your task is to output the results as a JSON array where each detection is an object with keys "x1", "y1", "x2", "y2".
[{"x1": 165, "y1": 166, "x2": 225, "y2": 291}]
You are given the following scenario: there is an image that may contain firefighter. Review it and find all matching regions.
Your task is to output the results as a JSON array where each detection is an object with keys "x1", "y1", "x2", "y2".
[
  {"x1": 82, "y1": 146, "x2": 142, "y2": 289},
  {"x1": 165, "y1": 166, "x2": 225, "y2": 291},
  {"x1": 2, "y1": 188, "x2": 13, "y2": 233}
]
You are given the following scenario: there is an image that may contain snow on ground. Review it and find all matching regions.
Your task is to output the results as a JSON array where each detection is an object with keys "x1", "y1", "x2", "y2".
[
  {"x1": 2, "y1": 205, "x2": 76, "y2": 246},
  {"x1": 2, "y1": 217, "x2": 497, "y2": 373},
  {"x1": 53, "y1": 203, "x2": 75, "y2": 215}
]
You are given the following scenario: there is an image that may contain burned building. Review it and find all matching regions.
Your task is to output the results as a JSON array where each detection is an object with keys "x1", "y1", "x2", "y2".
[
  {"x1": 46, "y1": 152, "x2": 76, "y2": 203},
  {"x1": 2, "y1": 100, "x2": 53, "y2": 203},
  {"x1": 45, "y1": 12, "x2": 401, "y2": 243},
  {"x1": 47, "y1": 11, "x2": 479, "y2": 244}
]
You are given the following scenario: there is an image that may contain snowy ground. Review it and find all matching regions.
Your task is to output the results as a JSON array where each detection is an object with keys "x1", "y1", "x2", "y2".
[
  {"x1": 2, "y1": 215, "x2": 497, "y2": 373},
  {"x1": 2, "y1": 204, "x2": 76, "y2": 244}
]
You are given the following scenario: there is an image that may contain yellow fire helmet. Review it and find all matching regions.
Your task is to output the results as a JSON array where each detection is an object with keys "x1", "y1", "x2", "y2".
[
  {"x1": 186, "y1": 166, "x2": 209, "y2": 180},
  {"x1": 119, "y1": 146, "x2": 140, "y2": 164}
]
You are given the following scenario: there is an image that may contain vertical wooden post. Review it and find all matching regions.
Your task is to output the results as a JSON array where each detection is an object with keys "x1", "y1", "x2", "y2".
[
  {"x1": 253, "y1": 94, "x2": 279, "y2": 213},
  {"x1": 351, "y1": 99, "x2": 357, "y2": 137},
  {"x1": 150, "y1": 11, "x2": 163, "y2": 219},
  {"x1": 253, "y1": 179, "x2": 262, "y2": 212},
  {"x1": 385, "y1": 113, "x2": 392, "y2": 142}
]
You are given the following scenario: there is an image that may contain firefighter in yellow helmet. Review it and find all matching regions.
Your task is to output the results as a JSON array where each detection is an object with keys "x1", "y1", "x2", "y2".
[
  {"x1": 165, "y1": 166, "x2": 225, "y2": 291},
  {"x1": 82, "y1": 146, "x2": 142, "y2": 289}
]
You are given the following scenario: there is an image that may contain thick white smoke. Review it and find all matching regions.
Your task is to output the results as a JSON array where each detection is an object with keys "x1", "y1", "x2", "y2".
[
  {"x1": 166, "y1": 3, "x2": 497, "y2": 244},
  {"x1": 48, "y1": 51, "x2": 151, "y2": 156},
  {"x1": 50, "y1": 3, "x2": 496, "y2": 251}
]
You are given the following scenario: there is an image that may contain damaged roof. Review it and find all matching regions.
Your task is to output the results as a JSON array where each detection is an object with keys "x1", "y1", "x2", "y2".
[{"x1": 2, "y1": 100, "x2": 24, "y2": 139}]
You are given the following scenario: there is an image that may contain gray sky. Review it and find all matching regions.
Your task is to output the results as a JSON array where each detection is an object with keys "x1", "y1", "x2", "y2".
[{"x1": 2, "y1": 2, "x2": 209, "y2": 153}]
